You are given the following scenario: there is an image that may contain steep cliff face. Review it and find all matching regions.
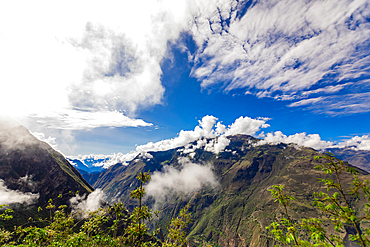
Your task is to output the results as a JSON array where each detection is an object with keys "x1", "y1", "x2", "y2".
[
  {"x1": 0, "y1": 117, "x2": 93, "y2": 209},
  {"x1": 93, "y1": 134, "x2": 369, "y2": 246}
]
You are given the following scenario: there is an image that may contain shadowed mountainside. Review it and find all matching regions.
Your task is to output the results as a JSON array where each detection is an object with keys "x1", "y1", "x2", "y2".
[{"x1": 0, "y1": 117, "x2": 93, "y2": 226}]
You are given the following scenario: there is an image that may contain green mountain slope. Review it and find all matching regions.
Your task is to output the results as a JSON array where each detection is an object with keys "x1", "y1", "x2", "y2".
[{"x1": 94, "y1": 135, "x2": 369, "y2": 246}]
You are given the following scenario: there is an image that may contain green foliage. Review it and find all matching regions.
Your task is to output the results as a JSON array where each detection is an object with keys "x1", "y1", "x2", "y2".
[
  {"x1": 0, "y1": 172, "x2": 192, "y2": 246},
  {"x1": 163, "y1": 204, "x2": 193, "y2": 247},
  {"x1": 267, "y1": 153, "x2": 370, "y2": 246}
]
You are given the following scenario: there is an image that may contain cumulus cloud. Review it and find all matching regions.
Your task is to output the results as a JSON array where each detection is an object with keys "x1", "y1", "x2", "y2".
[
  {"x1": 145, "y1": 158, "x2": 218, "y2": 204},
  {"x1": 336, "y1": 135, "x2": 370, "y2": 150},
  {"x1": 257, "y1": 130, "x2": 370, "y2": 151},
  {"x1": 205, "y1": 135, "x2": 231, "y2": 154},
  {"x1": 70, "y1": 189, "x2": 105, "y2": 218},
  {"x1": 187, "y1": 0, "x2": 370, "y2": 114},
  {"x1": 67, "y1": 115, "x2": 270, "y2": 168},
  {"x1": 0, "y1": 179, "x2": 39, "y2": 205},
  {"x1": 224, "y1": 116, "x2": 270, "y2": 136},
  {"x1": 0, "y1": 0, "x2": 186, "y2": 130},
  {"x1": 136, "y1": 115, "x2": 269, "y2": 153},
  {"x1": 258, "y1": 131, "x2": 334, "y2": 150}
]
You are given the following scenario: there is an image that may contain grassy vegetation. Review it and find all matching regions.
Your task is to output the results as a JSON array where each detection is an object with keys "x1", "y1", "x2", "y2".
[
  {"x1": 49, "y1": 150, "x2": 93, "y2": 193},
  {"x1": 267, "y1": 153, "x2": 370, "y2": 246}
]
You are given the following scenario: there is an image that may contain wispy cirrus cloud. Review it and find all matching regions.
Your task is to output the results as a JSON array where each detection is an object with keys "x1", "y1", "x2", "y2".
[
  {"x1": 289, "y1": 92, "x2": 370, "y2": 115},
  {"x1": 187, "y1": 0, "x2": 370, "y2": 114}
]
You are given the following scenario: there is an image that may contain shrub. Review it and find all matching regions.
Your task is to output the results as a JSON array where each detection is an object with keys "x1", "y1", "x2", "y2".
[
  {"x1": 0, "y1": 172, "x2": 192, "y2": 246},
  {"x1": 267, "y1": 153, "x2": 370, "y2": 246}
]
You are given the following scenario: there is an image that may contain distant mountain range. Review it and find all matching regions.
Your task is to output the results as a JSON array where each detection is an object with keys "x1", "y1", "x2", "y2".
[
  {"x1": 90, "y1": 134, "x2": 369, "y2": 246},
  {"x1": 324, "y1": 148, "x2": 370, "y2": 172},
  {"x1": 67, "y1": 156, "x2": 108, "y2": 173}
]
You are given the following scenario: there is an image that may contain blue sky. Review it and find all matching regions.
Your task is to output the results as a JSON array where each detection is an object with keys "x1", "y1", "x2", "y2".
[{"x1": 1, "y1": 0, "x2": 370, "y2": 160}]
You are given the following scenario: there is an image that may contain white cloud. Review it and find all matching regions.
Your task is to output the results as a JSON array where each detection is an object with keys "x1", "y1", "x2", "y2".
[
  {"x1": 257, "y1": 130, "x2": 370, "y2": 151},
  {"x1": 336, "y1": 135, "x2": 370, "y2": 150},
  {"x1": 205, "y1": 135, "x2": 231, "y2": 154},
  {"x1": 145, "y1": 158, "x2": 218, "y2": 204},
  {"x1": 136, "y1": 115, "x2": 219, "y2": 153},
  {"x1": 70, "y1": 189, "x2": 105, "y2": 218},
  {"x1": 100, "y1": 151, "x2": 140, "y2": 168},
  {"x1": 258, "y1": 131, "x2": 334, "y2": 150},
  {"x1": 67, "y1": 115, "x2": 269, "y2": 168},
  {"x1": 288, "y1": 97, "x2": 326, "y2": 107},
  {"x1": 224, "y1": 116, "x2": 271, "y2": 136},
  {"x1": 288, "y1": 92, "x2": 370, "y2": 115},
  {"x1": 68, "y1": 151, "x2": 140, "y2": 168},
  {"x1": 1, "y1": 0, "x2": 369, "y2": 136},
  {"x1": 66, "y1": 114, "x2": 370, "y2": 169},
  {"x1": 301, "y1": 83, "x2": 353, "y2": 96},
  {"x1": 136, "y1": 115, "x2": 269, "y2": 153},
  {"x1": 31, "y1": 110, "x2": 152, "y2": 130},
  {"x1": 0, "y1": 0, "x2": 187, "y2": 130},
  {"x1": 187, "y1": 0, "x2": 370, "y2": 113},
  {"x1": 0, "y1": 179, "x2": 39, "y2": 205},
  {"x1": 30, "y1": 131, "x2": 59, "y2": 151}
]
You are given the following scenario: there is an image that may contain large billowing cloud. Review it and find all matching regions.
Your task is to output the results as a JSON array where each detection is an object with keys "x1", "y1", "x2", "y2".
[
  {"x1": 0, "y1": 0, "x2": 186, "y2": 130},
  {"x1": 136, "y1": 115, "x2": 270, "y2": 153},
  {"x1": 187, "y1": 0, "x2": 370, "y2": 114}
]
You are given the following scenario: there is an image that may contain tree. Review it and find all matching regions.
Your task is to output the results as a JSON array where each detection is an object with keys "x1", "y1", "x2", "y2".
[
  {"x1": 267, "y1": 153, "x2": 370, "y2": 246},
  {"x1": 0, "y1": 171, "x2": 192, "y2": 246}
]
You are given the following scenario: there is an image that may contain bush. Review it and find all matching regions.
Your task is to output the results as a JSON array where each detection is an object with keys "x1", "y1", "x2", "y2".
[
  {"x1": 0, "y1": 172, "x2": 192, "y2": 246},
  {"x1": 267, "y1": 153, "x2": 370, "y2": 246}
]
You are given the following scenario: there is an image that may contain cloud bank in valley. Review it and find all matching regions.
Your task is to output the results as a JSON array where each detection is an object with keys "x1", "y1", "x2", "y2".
[
  {"x1": 70, "y1": 189, "x2": 105, "y2": 218},
  {"x1": 0, "y1": 179, "x2": 39, "y2": 205},
  {"x1": 145, "y1": 158, "x2": 218, "y2": 204}
]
